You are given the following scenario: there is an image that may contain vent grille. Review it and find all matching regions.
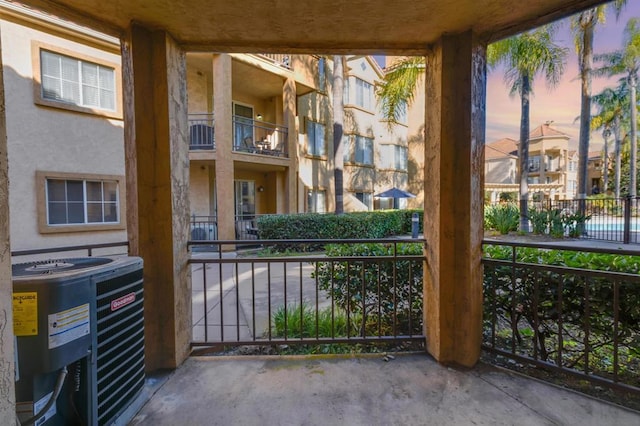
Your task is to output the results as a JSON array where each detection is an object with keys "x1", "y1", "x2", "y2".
[{"x1": 95, "y1": 269, "x2": 144, "y2": 425}]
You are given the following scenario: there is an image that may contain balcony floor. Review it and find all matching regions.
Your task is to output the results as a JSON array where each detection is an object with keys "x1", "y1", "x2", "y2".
[{"x1": 128, "y1": 353, "x2": 639, "y2": 426}]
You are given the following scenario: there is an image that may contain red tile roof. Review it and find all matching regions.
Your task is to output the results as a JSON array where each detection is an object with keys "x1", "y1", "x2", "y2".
[
  {"x1": 529, "y1": 123, "x2": 570, "y2": 140},
  {"x1": 485, "y1": 138, "x2": 517, "y2": 160}
]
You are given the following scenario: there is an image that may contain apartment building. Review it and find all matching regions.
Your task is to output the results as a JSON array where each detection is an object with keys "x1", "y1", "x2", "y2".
[
  {"x1": 187, "y1": 54, "x2": 412, "y2": 240},
  {"x1": 484, "y1": 123, "x2": 579, "y2": 201},
  {"x1": 1, "y1": 1, "x2": 126, "y2": 251},
  {"x1": 3, "y1": 0, "x2": 416, "y2": 251}
]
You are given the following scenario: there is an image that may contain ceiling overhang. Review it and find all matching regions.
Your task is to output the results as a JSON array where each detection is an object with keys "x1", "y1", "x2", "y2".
[{"x1": 18, "y1": 0, "x2": 608, "y2": 54}]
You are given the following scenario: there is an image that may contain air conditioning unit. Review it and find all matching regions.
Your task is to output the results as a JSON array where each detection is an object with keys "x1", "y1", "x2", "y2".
[{"x1": 13, "y1": 256, "x2": 144, "y2": 425}]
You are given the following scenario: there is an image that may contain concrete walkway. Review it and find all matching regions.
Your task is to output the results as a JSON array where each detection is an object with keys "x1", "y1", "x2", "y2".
[{"x1": 129, "y1": 353, "x2": 640, "y2": 426}]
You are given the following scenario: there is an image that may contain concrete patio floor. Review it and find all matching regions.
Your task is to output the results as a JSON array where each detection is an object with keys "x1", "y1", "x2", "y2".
[{"x1": 129, "y1": 353, "x2": 640, "y2": 426}]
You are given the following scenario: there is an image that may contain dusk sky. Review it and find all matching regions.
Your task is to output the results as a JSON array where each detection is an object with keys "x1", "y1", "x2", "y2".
[{"x1": 486, "y1": 2, "x2": 640, "y2": 150}]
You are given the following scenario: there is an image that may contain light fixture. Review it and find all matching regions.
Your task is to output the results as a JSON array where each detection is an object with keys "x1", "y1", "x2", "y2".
[
  {"x1": 256, "y1": 113, "x2": 263, "y2": 120},
  {"x1": 258, "y1": 186, "x2": 265, "y2": 192}
]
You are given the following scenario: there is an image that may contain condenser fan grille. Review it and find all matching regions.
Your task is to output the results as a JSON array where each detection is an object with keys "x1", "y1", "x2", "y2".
[{"x1": 12, "y1": 257, "x2": 113, "y2": 277}]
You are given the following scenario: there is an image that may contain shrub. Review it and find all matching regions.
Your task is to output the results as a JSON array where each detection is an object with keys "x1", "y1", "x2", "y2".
[
  {"x1": 483, "y1": 244, "x2": 640, "y2": 380},
  {"x1": 485, "y1": 203, "x2": 519, "y2": 234},
  {"x1": 256, "y1": 210, "x2": 423, "y2": 251},
  {"x1": 271, "y1": 303, "x2": 358, "y2": 338},
  {"x1": 528, "y1": 208, "x2": 548, "y2": 235},
  {"x1": 313, "y1": 243, "x2": 423, "y2": 336}
]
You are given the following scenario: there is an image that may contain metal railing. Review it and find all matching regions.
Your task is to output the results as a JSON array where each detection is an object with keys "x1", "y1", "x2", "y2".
[
  {"x1": 528, "y1": 197, "x2": 640, "y2": 244},
  {"x1": 11, "y1": 241, "x2": 129, "y2": 259},
  {"x1": 482, "y1": 240, "x2": 640, "y2": 396},
  {"x1": 188, "y1": 113, "x2": 215, "y2": 150},
  {"x1": 188, "y1": 239, "x2": 426, "y2": 352},
  {"x1": 232, "y1": 115, "x2": 288, "y2": 157},
  {"x1": 257, "y1": 53, "x2": 292, "y2": 70}
]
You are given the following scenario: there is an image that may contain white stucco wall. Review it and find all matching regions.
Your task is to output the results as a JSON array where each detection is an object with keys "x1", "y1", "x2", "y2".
[{"x1": 2, "y1": 19, "x2": 126, "y2": 252}]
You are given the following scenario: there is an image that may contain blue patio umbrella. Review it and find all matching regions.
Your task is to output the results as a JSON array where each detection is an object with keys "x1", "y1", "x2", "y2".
[{"x1": 374, "y1": 187, "x2": 416, "y2": 199}]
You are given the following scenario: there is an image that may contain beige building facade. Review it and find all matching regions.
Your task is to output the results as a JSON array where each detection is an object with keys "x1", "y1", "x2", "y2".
[
  {"x1": 1, "y1": 2, "x2": 127, "y2": 252},
  {"x1": 484, "y1": 123, "x2": 579, "y2": 201}
]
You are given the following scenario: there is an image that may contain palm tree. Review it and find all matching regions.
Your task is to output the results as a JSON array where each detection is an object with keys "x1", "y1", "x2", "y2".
[
  {"x1": 487, "y1": 27, "x2": 568, "y2": 232},
  {"x1": 332, "y1": 55, "x2": 345, "y2": 214},
  {"x1": 376, "y1": 56, "x2": 425, "y2": 129},
  {"x1": 596, "y1": 18, "x2": 640, "y2": 196},
  {"x1": 591, "y1": 84, "x2": 629, "y2": 197},
  {"x1": 571, "y1": 1, "x2": 626, "y2": 199}
]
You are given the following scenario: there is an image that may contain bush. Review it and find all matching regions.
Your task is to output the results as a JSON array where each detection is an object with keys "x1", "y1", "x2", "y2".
[
  {"x1": 271, "y1": 303, "x2": 358, "y2": 338},
  {"x1": 485, "y1": 203, "x2": 519, "y2": 234},
  {"x1": 483, "y1": 244, "x2": 640, "y2": 382},
  {"x1": 256, "y1": 210, "x2": 422, "y2": 246},
  {"x1": 528, "y1": 208, "x2": 548, "y2": 235},
  {"x1": 313, "y1": 243, "x2": 423, "y2": 336}
]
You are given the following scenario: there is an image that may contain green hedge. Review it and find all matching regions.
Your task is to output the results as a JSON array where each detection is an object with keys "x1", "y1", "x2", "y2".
[{"x1": 256, "y1": 209, "x2": 423, "y2": 240}]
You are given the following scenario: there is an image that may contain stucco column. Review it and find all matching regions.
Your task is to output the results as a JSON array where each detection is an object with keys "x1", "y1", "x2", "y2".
[
  {"x1": 213, "y1": 54, "x2": 235, "y2": 240},
  {"x1": 423, "y1": 31, "x2": 486, "y2": 367},
  {"x1": 0, "y1": 27, "x2": 17, "y2": 422},
  {"x1": 122, "y1": 24, "x2": 191, "y2": 371},
  {"x1": 284, "y1": 77, "x2": 297, "y2": 213}
]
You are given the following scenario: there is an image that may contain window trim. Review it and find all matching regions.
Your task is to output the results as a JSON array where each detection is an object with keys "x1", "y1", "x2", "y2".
[
  {"x1": 32, "y1": 41, "x2": 123, "y2": 119},
  {"x1": 306, "y1": 187, "x2": 327, "y2": 213},
  {"x1": 306, "y1": 118, "x2": 326, "y2": 158},
  {"x1": 37, "y1": 171, "x2": 126, "y2": 234}
]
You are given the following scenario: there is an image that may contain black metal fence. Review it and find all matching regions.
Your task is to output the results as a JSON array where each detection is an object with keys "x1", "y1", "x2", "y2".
[
  {"x1": 482, "y1": 240, "x2": 640, "y2": 396},
  {"x1": 188, "y1": 113, "x2": 215, "y2": 150},
  {"x1": 528, "y1": 197, "x2": 640, "y2": 244},
  {"x1": 11, "y1": 241, "x2": 129, "y2": 260},
  {"x1": 188, "y1": 239, "x2": 426, "y2": 352}
]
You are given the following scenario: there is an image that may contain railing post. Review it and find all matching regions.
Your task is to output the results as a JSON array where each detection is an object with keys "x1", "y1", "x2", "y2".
[
  {"x1": 411, "y1": 213, "x2": 419, "y2": 239},
  {"x1": 623, "y1": 195, "x2": 632, "y2": 244}
]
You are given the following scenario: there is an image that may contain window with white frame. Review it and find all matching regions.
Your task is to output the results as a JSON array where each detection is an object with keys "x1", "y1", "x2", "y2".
[
  {"x1": 396, "y1": 101, "x2": 408, "y2": 124},
  {"x1": 354, "y1": 192, "x2": 372, "y2": 210},
  {"x1": 46, "y1": 178, "x2": 119, "y2": 225},
  {"x1": 394, "y1": 145, "x2": 408, "y2": 170},
  {"x1": 342, "y1": 135, "x2": 351, "y2": 163},
  {"x1": 569, "y1": 160, "x2": 577, "y2": 172},
  {"x1": 306, "y1": 189, "x2": 326, "y2": 213},
  {"x1": 318, "y1": 57, "x2": 326, "y2": 92},
  {"x1": 527, "y1": 156, "x2": 540, "y2": 172},
  {"x1": 568, "y1": 180, "x2": 577, "y2": 193},
  {"x1": 40, "y1": 49, "x2": 116, "y2": 111},
  {"x1": 343, "y1": 77, "x2": 350, "y2": 104},
  {"x1": 307, "y1": 120, "x2": 326, "y2": 156},
  {"x1": 355, "y1": 78, "x2": 373, "y2": 110},
  {"x1": 379, "y1": 144, "x2": 407, "y2": 170},
  {"x1": 355, "y1": 135, "x2": 374, "y2": 165}
]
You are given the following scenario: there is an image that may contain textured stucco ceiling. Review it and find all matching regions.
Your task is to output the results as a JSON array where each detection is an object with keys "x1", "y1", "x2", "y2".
[{"x1": 20, "y1": 0, "x2": 607, "y2": 53}]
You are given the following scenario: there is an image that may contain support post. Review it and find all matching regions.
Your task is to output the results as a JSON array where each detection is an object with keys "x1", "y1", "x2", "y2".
[
  {"x1": 284, "y1": 77, "x2": 297, "y2": 213},
  {"x1": 423, "y1": 31, "x2": 486, "y2": 367},
  {"x1": 212, "y1": 54, "x2": 235, "y2": 240},
  {"x1": 0, "y1": 25, "x2": 17, "y2": 421},
  {"x1": 122, "y1": 24, "x2": 191, "y2": 371}
]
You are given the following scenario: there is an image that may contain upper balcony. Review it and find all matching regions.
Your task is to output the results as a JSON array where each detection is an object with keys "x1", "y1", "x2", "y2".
[
  {"x1": 232, "y1": 115, "x2": 288, "y2": 157},
  {"x1": 188, "y1": 113, "x2": 289, "y2": 158}
]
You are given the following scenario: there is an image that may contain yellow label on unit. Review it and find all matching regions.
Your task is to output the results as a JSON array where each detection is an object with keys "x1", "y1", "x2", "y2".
[{"x1": 13, "y1": 292, "x2": 38, "y2": 336}]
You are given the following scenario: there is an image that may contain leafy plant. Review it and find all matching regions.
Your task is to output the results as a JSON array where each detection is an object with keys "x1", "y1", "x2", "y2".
[
  {"x1": 313, "y1": 243, "x2": 423, "y2": 336},
  {"x1": 528, "y1": 208, "x2": 549, "y2": 234},
  {"x1": 271, "y1": 302, "x2": 358, "y2": 338},
  {"x1": 485, "y1": 203, "x2": 519, "y2": 234}
]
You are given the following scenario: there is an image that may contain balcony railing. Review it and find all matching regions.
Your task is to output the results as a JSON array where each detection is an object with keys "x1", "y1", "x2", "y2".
[
  {"x1": 188, "y1": 238, "x2": 425, "y2": 350},
  {"x1": 257, "y1": 53, "x2": 292, "y2": 70},
  {"x1": 482, "y1": 240, "x2": 640, "y2": 396},
  {"x1": 233, "y1": 115, "x2": 288, "y2": 158},
  {"x1": 188, "y1": 113, "x2": 215, "y2": 150}
]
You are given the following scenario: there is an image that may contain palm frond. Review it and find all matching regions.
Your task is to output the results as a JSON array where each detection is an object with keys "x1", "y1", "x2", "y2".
[{"x1": 376, "y1": 56, "x2": 425, "y2": 127}]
